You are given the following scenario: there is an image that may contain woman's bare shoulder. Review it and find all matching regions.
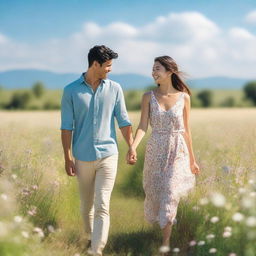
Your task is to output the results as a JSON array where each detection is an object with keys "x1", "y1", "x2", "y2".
[{"x1": 142, "y1": 91, "x2": 152, "y2": 101}]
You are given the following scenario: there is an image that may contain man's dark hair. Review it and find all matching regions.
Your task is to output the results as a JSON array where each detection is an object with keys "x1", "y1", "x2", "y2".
[{"x1": 88, "y1": 45, "x2": 118, "y2": 67}]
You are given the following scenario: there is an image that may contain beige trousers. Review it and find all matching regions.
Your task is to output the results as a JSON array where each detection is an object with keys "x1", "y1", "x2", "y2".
[{"x1": 75, "y1": 154, "x2": 118, "y2": 256}]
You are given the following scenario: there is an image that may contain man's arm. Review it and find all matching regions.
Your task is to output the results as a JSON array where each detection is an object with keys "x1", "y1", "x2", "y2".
[
  {"x1": 61, "y1": 130, "x2": 76, "y2": 176},
  {"x1": 60, "y1": 87, "x2": 76, "y2": 176},
  {"x1": 120, "y1": 125, "x2": 133, "y2": 147}
]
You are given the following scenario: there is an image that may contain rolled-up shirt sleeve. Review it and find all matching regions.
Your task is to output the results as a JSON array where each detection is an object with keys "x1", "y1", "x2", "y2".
[
  {"x1": 60, "y1": 87, "x2": 74, "y2": 130},
  {"x1": 114, "y1": 85, "x2": 131, "y2": 128}
]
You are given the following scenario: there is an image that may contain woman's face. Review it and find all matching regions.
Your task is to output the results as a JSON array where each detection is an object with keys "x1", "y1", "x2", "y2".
[{"x1": 152, "y1": 61, "x2": 171, "y2": 84}]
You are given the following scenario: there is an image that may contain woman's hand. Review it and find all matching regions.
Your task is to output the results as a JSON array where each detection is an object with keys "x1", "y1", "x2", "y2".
[
  {"x1": 126, "y1": 147, "x2": 137, "y2": 165},
  {"x1": 190, "y1": 161, "x2": 200, "y2": 175}
]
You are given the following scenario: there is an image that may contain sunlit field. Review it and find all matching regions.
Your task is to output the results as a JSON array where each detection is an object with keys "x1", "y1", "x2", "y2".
[{"x1": 0, "y1": 109, "x2": 256, "y2": 256}]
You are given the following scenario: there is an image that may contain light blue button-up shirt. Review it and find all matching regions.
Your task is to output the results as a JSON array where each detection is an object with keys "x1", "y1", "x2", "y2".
[{"x1": 61, "y1": 73, "x2": 131, "y2": 161}]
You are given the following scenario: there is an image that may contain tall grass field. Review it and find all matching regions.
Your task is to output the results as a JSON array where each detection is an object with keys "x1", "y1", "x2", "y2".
[{"x1": 0, "y1": 109, "x2": 256, "y2": 256}]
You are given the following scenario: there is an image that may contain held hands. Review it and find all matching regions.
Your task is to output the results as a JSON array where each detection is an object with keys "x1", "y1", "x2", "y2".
[
  {"x1": 190, "y1": 161, "x2": 200, "y2": 175},
  {"x1": 65, "y1": 159, "x2": 76, "y2": 176},
  {"x1": 126, "y1": 147, "x2": 137, "y2": 165}
]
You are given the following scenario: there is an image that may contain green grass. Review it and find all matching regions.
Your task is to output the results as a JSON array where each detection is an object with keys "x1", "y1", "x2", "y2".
[{"x1": 0, "y1": 109, "x2": 256, "y2": 255}]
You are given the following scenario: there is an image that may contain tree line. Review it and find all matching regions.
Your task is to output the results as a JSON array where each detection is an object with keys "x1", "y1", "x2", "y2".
[{"x1": 0, "y1": 81, "x2": 256, "y2": 110}]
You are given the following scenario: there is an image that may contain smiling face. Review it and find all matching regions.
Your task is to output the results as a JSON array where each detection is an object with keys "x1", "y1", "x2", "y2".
[
  {"x1": 152, "y1": 61, "x2": 172, "y2": 84},
  {"x1": 94, "y1": 59, "x2": 113, "y2": 79}
]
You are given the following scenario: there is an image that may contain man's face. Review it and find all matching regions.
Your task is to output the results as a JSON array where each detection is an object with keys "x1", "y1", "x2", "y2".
[{"x1": 95, "y1": 59, "x2": 113, "y2": 79}]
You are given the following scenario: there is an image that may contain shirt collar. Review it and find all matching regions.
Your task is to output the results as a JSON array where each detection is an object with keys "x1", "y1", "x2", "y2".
[{"x1": 79, "y1": 72, "x2": 107, "y2": 86}]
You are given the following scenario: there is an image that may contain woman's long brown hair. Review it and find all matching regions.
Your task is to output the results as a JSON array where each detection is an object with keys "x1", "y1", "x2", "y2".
[{"x1": 154, "y1": 56, "x2": 191, "y2": 95}]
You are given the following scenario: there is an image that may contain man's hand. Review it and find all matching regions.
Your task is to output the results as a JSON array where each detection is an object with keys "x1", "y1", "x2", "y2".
[
  {"x1": 65, "y1": 159, "x2": 76, "y2": 176},
  {"x1": 126, "y1": 147, "x2": 137, "y2": 165}
]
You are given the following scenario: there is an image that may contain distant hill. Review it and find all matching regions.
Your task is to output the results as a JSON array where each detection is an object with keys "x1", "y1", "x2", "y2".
[
  {"x1": 187, "y1": 77, "x2": 249, "y2": 90},
  {"x1": 0, "y1": 69, "x2": 251, "y2": 90}
]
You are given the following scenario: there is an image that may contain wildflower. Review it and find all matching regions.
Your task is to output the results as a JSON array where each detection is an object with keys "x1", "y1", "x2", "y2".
[
  {"x1": 197, "y1": 241, "x2": 205, "y2": 246},
  {"x1": 189, "y1": 240, "x2": 196, "y2": 246},
  {"x1": 27, "y1": 206, "x2": 37, "y2": 216},
  {"x1": 250, "y1": 191, "x2": 256, "y2": 197},
  {"x1": 206, "y1": 234, "x2": 215, "y2": 240},
  {"x1": 209, "y1": 248, "x2": 217, "y2": 253},
  {"x1": 14, "y1": 216, "x2": 23, "y2": 223},
  {"x1": 232, "y1": 212, "x2": 244, "y2": 222},
  {"x1": 229, "y1": 253, "x2": 237, "y2": 256},
  {"x1": 223, "y1": 231, "x2": 232, "y2": 238},
  {"x1": 210, "y1": 216, "x2": 219, "y2": 223},
  {"x1": 33, "y1": 227, "x2": 44, "y2": 238},
  {"x1": 242, "y1": 197, "x2": 254, "y2": 208},
  {"x1": 31, "y1": 185, "x2": 38, "y2": 190},
  {"x1": 248, "y1": 179, "x2": 255, "y2": 184},
  {"x1": 21, "y1": 231, "x2": 29, "y2": 238},
  {"x1": 11, "y1": 174, "x2": 17, "y2": 179},
  {"x1": 210, "y1": 192, "x2": 226, "y2": 207},
  {"x1": 173, "y1": 248, "x2": 180, "y2": 253},
  {"x1": 224, "y1": 226, "x2": 232, "y2": 232},
  {"x1": 246, "y1": 216, "x2": 256, "y2": 227},
  {"x1": 47, "y1": 225, "x2": 55, "y2": 233},
  {"x1": 159, "y1": 246, "x2": 170, "y2": 253},
  {"x1": 1, "y1": 193, "x2": 8, "y2": 200}
]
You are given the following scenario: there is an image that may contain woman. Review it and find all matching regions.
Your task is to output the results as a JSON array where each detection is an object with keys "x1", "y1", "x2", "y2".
[{"x1": 127, "y1": 56, "x2": 200, "y2": 253}]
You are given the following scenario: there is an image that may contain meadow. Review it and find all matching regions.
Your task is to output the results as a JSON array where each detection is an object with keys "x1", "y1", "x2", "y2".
[{"x1": 0, "y1": 108, "x2": 256, "y2": 256}]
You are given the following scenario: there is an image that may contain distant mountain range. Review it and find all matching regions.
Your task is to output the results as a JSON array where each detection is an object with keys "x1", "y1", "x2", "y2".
[{"x1": 0, "y1": 69, "x2": 251, "y2": 90}]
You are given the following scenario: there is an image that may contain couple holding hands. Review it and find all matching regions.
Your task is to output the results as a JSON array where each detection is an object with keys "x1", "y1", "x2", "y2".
[{"x1": 61, "y1": 45, "x2": 200, "y2": 256}]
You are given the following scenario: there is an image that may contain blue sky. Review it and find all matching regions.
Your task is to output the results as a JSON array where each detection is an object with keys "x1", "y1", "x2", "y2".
[{"x1": 1, "y1": 0, "x2": 256, "y2": 78}]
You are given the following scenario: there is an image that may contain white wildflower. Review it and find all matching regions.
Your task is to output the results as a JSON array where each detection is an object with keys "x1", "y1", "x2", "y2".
[
  {"x1": 1, "y1": 193, "x2": 8, "y2": 200},
  {"x1": 210, "y1": 216, "x2": 219, "y2": 223},
  {"x1": 246, "y1": 216, "x2": 256, "y2": 227},
  {"x1": 224, "y1": 226, "x2": 232, "y2": 232},
  {"x1": 209, "y1": 248, "x2": 217, "y2": 253},
  {"x1": 223, "y1": 231, "x2": 232, "y2": 238},
  {"x1": 198, "y1": 240, "x2": 205, "y2": 246},
  {"x1": 210, "y1": 192, "x2": 226, "y2": 207},
  {"x1": 206, "y1": 234, "x2": 215, "y2": 240},
  {"x1": 11, "y1": 174, "x2": 17, "y2": 179},
  {"x1": 14, "y1": 216, "x2": 23, "y2": 223},
  {"x1": 173, "y1": 248, "x2": 180, "y2": 253},
  {"x1": 47, "y1": 225, "x2": 55, "y2": 233},
  {"x1": 21, "y1": 231, "x2": 29, "y2": 238},
  {"x1": 232, "y1": 212, "x2": 244, "y2": 222},
  {"x1": 248, "y1": 179, "x2": 255, "y2": 184},
  {"x1": 249, "y1": 191, "x2": 256, "y2": 197},
  {"x1": 242, "y1": 197, "x2": 254, "y2": 208},
  {"x1": 33, "y1": 227, "x2": 44, "y2": 238},
  {"x1": 159, "y1": 246, "x2": 170, "y2": 253}
]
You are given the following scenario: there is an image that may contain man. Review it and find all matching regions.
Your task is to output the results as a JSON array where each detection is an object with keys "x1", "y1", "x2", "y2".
[{"x1": 61, "y1": 45, "x2": 135, "y2": 256}]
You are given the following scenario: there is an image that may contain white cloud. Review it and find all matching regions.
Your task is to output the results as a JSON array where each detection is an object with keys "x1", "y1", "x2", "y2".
[
  {"x1": 0, "y1": 12, "x2": 256, "y2": 79},
  {"x1": 141, "y1": 12, "x2": 220, "y2": 42},
  {"x1": 245, "y1": 10, "x2": 256, "y2": 24}
]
